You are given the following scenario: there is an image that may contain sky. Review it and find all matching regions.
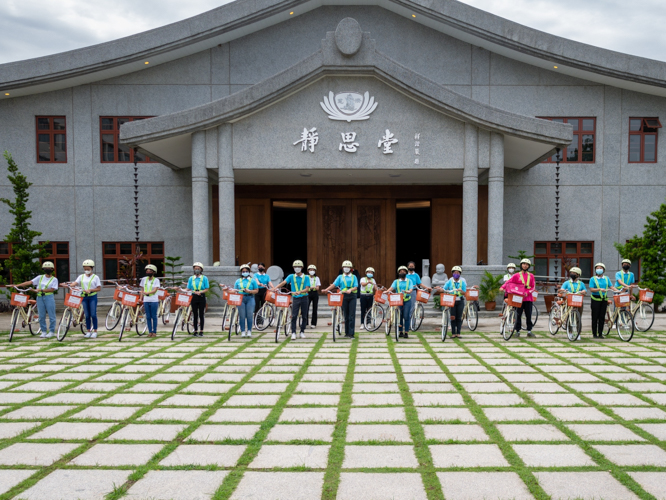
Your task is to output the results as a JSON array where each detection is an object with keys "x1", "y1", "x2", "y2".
[{"x1": 1, "y1": 0, "x2": 665, "y2": 64}]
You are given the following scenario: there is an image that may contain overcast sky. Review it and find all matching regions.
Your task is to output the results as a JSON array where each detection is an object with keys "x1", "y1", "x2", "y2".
[{"x1": 1, "y1": 0, "x2": 665, "y2": 64}]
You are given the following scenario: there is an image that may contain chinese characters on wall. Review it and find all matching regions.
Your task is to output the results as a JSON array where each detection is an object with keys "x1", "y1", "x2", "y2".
[{"x1": 294, "y1": 128, "x2": 419, "y2": 157}]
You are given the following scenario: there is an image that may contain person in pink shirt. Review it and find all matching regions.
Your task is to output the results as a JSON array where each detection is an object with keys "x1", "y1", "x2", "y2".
[{"x1": 500, "y1": 258, "x2": 536, "y2": 338}]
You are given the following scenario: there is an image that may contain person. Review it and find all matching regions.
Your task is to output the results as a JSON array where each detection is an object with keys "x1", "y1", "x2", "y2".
[
  {"x1": 274, "y1": 260, "x2": 310, "y2": 340},
  {"x1": 501, "y1": 258, "x2": 535, "y2": 338},
  {"x1": 323, "y1": 260, "x2": 358, "y2": 338},
  {"x1": 406, "y1": 261, "x2": 423, "y2": 303},
  {"x1": 615, "y1": 259, "x2": 636, "y2": 290},
  {"x1": 253, "y1": 262, "x2": 271, "y2": 314},
  {"x1": 75, "y1": 259, "x2": 101, "y2": 338},
  {"x1": 359, "y1": 267, "x2": 377, "y2": 330},
  {"x1": 187, "y1": 262, "x2": 209, "y2": 338},
  {"x1": 235, "y1": 263, "x2": 258, "y2": 338},
  {"x1": 441, "y1": 266, "x2": 467, "y2": 338},
  {"x1": 589, "y1": 262, "x2": 614, "y2": 339},
  {"x1": 388, "y1": 266, "x2": 414, "y2": 338},
  {"x1": 306, "y1": 264, "x2": 321, "y2": 329},
  {"x1": 15, "y1": 261, "x2": 59, "y2": 338},
  {"x1": 502, "y1": 263, "x2": 516, "y2": 284},
  {"x1": 561, "y1": 266, "x2": 587, "y2": 340},
  {"x1": 140, "y1": 264, "x2": 160, "y2": 338}
]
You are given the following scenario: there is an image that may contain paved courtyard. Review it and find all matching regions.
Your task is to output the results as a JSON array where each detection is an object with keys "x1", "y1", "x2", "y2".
[{"x1": 1, "y1": 322, "x2": 666, "y2": 499}]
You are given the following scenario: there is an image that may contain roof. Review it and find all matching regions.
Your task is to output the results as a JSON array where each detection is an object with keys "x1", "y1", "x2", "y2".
[{"x1": 2, "y1": 0, "x2": 666, "y2": 99}]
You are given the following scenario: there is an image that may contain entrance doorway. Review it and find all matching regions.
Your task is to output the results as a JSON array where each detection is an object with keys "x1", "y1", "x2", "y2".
[
  {"x1": 396, "y1": 201, "x2": 430, "y2": 277},
  {"x1": 272, "y1": 201, "x2": 307, "y2": 276}
]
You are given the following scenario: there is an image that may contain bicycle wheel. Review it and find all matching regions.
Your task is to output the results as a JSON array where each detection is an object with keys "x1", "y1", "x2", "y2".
[
  {"x1": 394, "y1": 309, "x2": 400, "y2": 343},
  {"x1": 105, "y1": 302, "x2": 121, "y2": 330},
  {"x1": 467, "y1": 303, "x2": 478, "y2": 331},
  {"x1": 532, "y1": 306, "x2": 539, "y2": 327},
  {"x1": 548, "y1": 304, "x2": 561, "y2": 335},
  {"x1": 616, "y1": 309, "x2": 635, "y2": 342},
  {"x1": 171, "y1": 308, "x2": 182, "y2": 341},
  {"x1": 254, "y1": 304, "x2": 272, "y2": 331},
  {"x1": 186, "y1": 308, "x2": 194, "y2": 334},
  {"x1": 9, "y1": 308, "x2": 19, "y2": 342},
  {"x1": 228, "y1": 309, "x2": 238, "y2": 341},
  {"x1": 385, "y1": 308, "x2": 393, "y2": 337},
  {"x1": 220, "y1": 304, "x2": 229, "y2": 333},
  {"x1": 567, "y1": 309, "x2": 581, "y2": 342},
  {"x1": 602, "y1": 307, "x2": 613, "y2": 338},
  {"x1": 79, "y1": 309, "x2": 87, "y2": 334},
  {"x1": 135, "y1": 306, "x2": 147, "y2": 336},
  {"x1": 441, "y1": 309, "x2": 449, "y2": 342},
  {"x1": 161, "y1": 296, "x2": 171, "y2": 325},
  {"x1": 332, "y1": 308, "x2": 338, "y2": 342},
  {"x1": 118, "y1": 309, "x2": 129, "y2": 342},
  {"x1": 502, "y1": 307, "x2": 516, "y2": 341},
  {"x1": 275, "y1": 309, "x2": 284, "y2": 343},
  {"x1": 633, "y1": 302, "x2": 654, "y2": 332},
  {"x1": 411, "y1": 303, "x2": 424, "y2": 331},
  {"x1": 28, "y1": 305, "x2": 41, "y2": 335},
  {"x1": 56, "y1": 309, "x2": 72, "y2": 342},
  {"x1": 364, "y1": 305, "x2": 385, "y2": 332}
]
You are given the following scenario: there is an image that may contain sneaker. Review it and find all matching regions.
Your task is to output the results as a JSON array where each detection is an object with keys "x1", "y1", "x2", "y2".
[
  {"x1": 514, "y1": 332, "x2": 521, "y2": 338},
  {"x1": 291, "y1": 333, "x2": 296, "y2": 340},
  {"x1": 299, "y1": 332, "x2": 306, "y2": 339},
  {"x1": 309, "y1": 325, "x2": 315, "y2": 329},
  {"x1": 45, "y1": 332, "x2": 54, "y2": 338},
  {"x1": 197, "y1": 332, "x2": 204, "y2": 337},
  {"x1": 247, "y1": 332, "x2": 252, "y2": 338},
  {"x1": 39, "y1": 332, "x2": 47, "y2": 338},
  {"x1": 360, "y1": 324, "x2": 365, "y2": 330},
  {"x1": 90, "y1": 332, "x2": 97, "y2": 339},
  {"x1": 399, "y1": 333, "x2": 405, "y2": 338},
  {"x1": 575, "y1": 334, "x2": 581, "y2": 341},
  {"x1": 404, "y1": 333, "x2": 409, "y2": 339},
  {"x1": 527, "y1": 332, "x2": 535, "y2": 338},
  {"x1": 241, "y1": 331, "x2": 246, "y2": 338},
  {"x1": 84, "y1": 332, "x2": 92, "y2": 338}
]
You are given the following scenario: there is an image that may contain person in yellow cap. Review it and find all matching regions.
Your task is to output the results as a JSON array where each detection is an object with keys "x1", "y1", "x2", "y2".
[
  {"x1": 15, "y1": 261, "x2": 59, "y2": 338},
  {"x1": 323, "y1": 260, "x2": 358, "y2": 338}
]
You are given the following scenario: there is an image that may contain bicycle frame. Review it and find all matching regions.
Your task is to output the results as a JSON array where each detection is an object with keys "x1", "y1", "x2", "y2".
[{"x1": 7, "y1": 287, "x2": 41, "y2": 341}]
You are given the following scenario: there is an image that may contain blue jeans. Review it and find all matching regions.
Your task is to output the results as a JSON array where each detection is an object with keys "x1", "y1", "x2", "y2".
[
  {"x1": 399, "y1": 298, "x2": 413, "y2": 334},
  {"x1": 144, "y1": 301, "x2": 158, "y2": 334},
  {"x1": 82, "y1": 294, "x2": 98, "y2": 330},
  {"x1": 37, "y1": 294, "x2": 56, "y2": 334},
  {"x1": 239, "y1": 295, "x2": 255, "y2": 332}
]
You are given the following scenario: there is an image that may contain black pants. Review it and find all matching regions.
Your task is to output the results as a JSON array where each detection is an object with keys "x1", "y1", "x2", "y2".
[
  {"x1": 191, "y1": 295, "x2": 206, "y2": 332},
  {"x1": 254, "y1": 288, "x2": 267, "y2": 314},
  {"x1": 515, "y1": 301, "x2": 533, "y2": 332},
  {"x1": 306, "y1": 291, "x2": 319, "y2": 326},
  {"x1": 291, "y1": 296, "x2": 308, "y2": 334},
  {"x1": 342, "y1": 294, "x2": 357, "y2": 337},
  {"x1": 590, "y1": 298, "x2": 608, "y2": 336},
  {"x1": 451, "y1": 299, "x2": 465, "y2": 335},
  {"x1": 360, "y1": 295, "x2": 373, "y2": 326}
]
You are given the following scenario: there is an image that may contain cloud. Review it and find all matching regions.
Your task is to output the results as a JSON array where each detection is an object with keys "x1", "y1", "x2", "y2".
[{"x1": 0, "y1": 0, "x2": 664, "y2": 64}]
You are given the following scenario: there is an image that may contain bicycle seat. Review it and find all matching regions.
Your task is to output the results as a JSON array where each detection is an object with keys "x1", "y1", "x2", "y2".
[{"x1": 28, "y1": 299, "x2": 36, "y2": 305}]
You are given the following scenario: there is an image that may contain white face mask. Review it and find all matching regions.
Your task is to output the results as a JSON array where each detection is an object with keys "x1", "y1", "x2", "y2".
[
  {"x1": 294, "y1": 267, "x2": 302, "y2": 274},
  {"x1": 343, "y1": 267, "x2": 351, "y2": 274},
  {"x1": 508, "y1": 268, "x2": 515, "y2": 274},
  {"x1": 309, "y1": 270, "x2": 315, "y2": 276},
  {"x1": 84, "y1": 270, "x2": 92, "y2": 275}
]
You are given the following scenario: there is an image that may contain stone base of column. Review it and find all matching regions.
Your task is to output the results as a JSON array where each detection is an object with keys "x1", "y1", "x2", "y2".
[{"x1": 181, "y1": 265, "x2": 239, "y2": 307}]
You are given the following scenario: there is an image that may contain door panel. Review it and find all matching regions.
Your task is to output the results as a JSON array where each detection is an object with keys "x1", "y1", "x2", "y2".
[
  {"x1": 431, "y1": 198, "x2": 463, "y2": 276},
  {"x1": 353, "y1": 200, "x2": 383, "y2": 286},
  {"x1": 235, "y1": 199, "x2": 271, "y2": 266},
  {"x1": 318, "y1": 200, "x2": 352, "y2": 286}
]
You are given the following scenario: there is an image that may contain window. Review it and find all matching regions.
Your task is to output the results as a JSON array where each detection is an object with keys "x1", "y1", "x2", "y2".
[
  {"x1": 629, "y1": 117, "x2": 661, "y2": 163},
  {"x1": 41, "y1": 241, "x2": 70, "y2": 284},
  {"x1": 36, "y1": 116, "x2": 67, "y2": 163},
  {"x1": 0, "y1": 242, "x2": 12, "y2": 283},
  {"x1": 102, "y1": 242, "x2": 164, "y2": 280},
  {"x1": 100, "y1": 117, "x2": 156, "y2": 163},
  {"x1": 534, "y1": 241, "x2": 594, "y2": 279},
  {"x1": 540, "y1": 117, "x2": 596, "y2": 163}
]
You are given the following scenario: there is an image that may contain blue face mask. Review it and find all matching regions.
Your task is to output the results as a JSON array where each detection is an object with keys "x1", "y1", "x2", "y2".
[
  {"x1": 242, "y1": 272, "x2": 249, "y2": 277},
  {"x1": 367, "y1": 273, "x2": 373, "y2": 278},
  {"x1": 596, "y1": 269, "x2": 604, "y2": 275}
]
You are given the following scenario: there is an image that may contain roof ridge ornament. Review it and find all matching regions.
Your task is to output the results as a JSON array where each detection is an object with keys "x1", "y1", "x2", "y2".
[{"x1": 334, "y1": 17, "x2": 363, "y2": 56}]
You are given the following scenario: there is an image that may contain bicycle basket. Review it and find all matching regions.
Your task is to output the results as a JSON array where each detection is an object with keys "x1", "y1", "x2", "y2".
[
  {"x1": 266, "y1": 289, "x2": 277, "y2": 304},
  {"x1": 532, "y1": 290, "x2": 539, "y2": 301},
  {"x1": 10, "y1": 293, "x2": 29, "y2": 307},
  {"x1": 113, "y1": 289, "x2": 124, "y2": 301},
  {"x1": 507, "y1": 293, "x2": 524, "y2": 308},
  {"x1": 639, "y1": 289, "x2": 654, "y2": 303},
  {"x1": 227, "y1": 293, "x2": 243, "y2": 306},
  {"x1": 388, "y1": 293, "x2": 403, "y2": 306},
  {"x1": 121, "y1": 293, "x2": 139, "y2": 307},
  {"x1": 374, "y1": 290, "x2": 386, "y2": 304},
  {"x1": 275, "y1": 293, "x2": 291, "y2": 308},
  {"x1": 328, "y1": 293, "x2": 343, "y2": 307},
  {"x1": 222, "y1": 289, "x2": 229, "y2": 301},
  {"x1": 567, "y1": 294, "x2": 583, "y2": 307},
  {"x1": 416, "y1": 290, "x2": 430, "y2": 303},
  {"x1": 614, "y1": 293, "x2": 630, "y2": 307},
  {"x1": 465, "y1": 289, "x2": 479, "y2": 301},
  {"x1": 175, "y1": 293, "x2": 192, "y2": 307},
  {"x1": 64, "y1": 293, "x2": 83, "y2": 308},
  {"x1": 156, "y1": 289, "x2": 167, "y2": 301},
  {"x1": 440, "y1": 294, "x2": 455, "y2": 307}
]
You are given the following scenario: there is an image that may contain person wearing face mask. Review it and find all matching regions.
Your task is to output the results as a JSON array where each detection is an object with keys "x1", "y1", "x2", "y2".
[
  {"x1": 16, "y1": 261, "x2": 59, "y2": 338},
  {"x1": 253, "y1": 262, "x2": 271, "y2": 315},
  {"x1": 501, "y1": 258, "x2": 536, "y2": 338},
  {"x1": 187, "y1": 262, "x2": 209, "y2": 338},
  {"x1": 235, "y1": 263, "x2": 258, "y2": 338},
  {"x1": 615, "y1": 259, "x2": 636, "y2": 291},
  {"x1": 388, "y1": 266, "x2": 414, "y2": 338},
  {"x1": 74, "y1": 260, "x2": 101, "y2": 338},
  {"x1": 440, "y1": 266, "x2": 467, "y2": 338},
  {"x1": 274, "y1": 260, "x2": 310, "y2": 340},
  {"x1": 359, "y1": 267, "x2": 377, "y2": 331},
  {"x1": 305, "y1": 264, "x2": 321, "y2": 329},
  {"x1": 323, "y1": 260, "x2": 359, "y2": 338},
  {"x1": 503, "y1": 263, "x2": 516, "y2": 284},
  {"x1": 140, "y1": 264, "x2": 161, "y2": 338},
  {"x1": 589, "y1": 263, "x2": 614, "y2": 339}
]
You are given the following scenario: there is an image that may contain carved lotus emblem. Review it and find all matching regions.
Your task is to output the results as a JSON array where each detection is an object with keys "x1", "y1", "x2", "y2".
[{"x1": 320, "y1": 91, "x2": 378, "y2": 122}]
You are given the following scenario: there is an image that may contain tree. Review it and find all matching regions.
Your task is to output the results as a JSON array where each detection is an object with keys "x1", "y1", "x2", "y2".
[
  {"x1": 507, "y1": 250, "x2": 535, "y2": 261},
  {"x1": 0, "y1": 151, "x2": 50, "y2": 283},
  {"x1": 615, "y1": 200, "x2": 666, "y2": 310}
]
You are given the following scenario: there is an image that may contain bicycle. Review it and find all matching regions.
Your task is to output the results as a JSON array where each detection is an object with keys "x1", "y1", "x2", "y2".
[
  {"x1": 629, "y1": 286, "x2": 655, "y2": 332},
  {"x1": 56, "y1": 283, "x2": 87, "y2": 341},
  {"x1": 156, "y1": 287, "x2": 172, "y2": 325},
  {"x1": 461, "y1": 287, "x2": 479, "y2": 331},
  {"x1": 385, "y1": 292, "x2": 408, "y2": 342},
  {"x1": 436, "y1": 291, "x2": 456, "y2": 341},
  {"x1": 273, "y1": 290, "x2": 293, "y2": 343},
  {"x1": 499, "y1": 290, "x2": 539, "y2": 330},
  {"x1": 410, "y1": 288, "x2": 432, "y2": 331},
  {"x1": 116, "y1": 285, "x2": 148, "y2": 341},
  {"x1": 225, "y1": 288, "x2": 244, "y2": 341},
  {"x1": 328, "y1": 289, "x2": 344, "y2": 342},
  {"x1": 602, "y1": 290, "x2": 635, "y2": 342},
  {"x1": 170, "y1": 287, "x2": 195, "y2": 341},
  {"x1": 364, "y1": 287, "x2": 387, "y2": 332},
  {"x1": 7, "y1": 287, "x2": 41, "y2": 341},
  {"x1": 547, "y1": 291, "x2": 584, "y2": 342},
  {"x1": 105, "y1": 282, "x2": 125, "y2": 330},
  {"x1": 254, "y1": 287, "x2": 277, "y2": 331}
]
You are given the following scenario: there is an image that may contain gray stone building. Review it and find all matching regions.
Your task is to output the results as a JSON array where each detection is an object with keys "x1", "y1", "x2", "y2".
[{"x1": 0, "y1": 0, "x2": 663, "y2": 289}]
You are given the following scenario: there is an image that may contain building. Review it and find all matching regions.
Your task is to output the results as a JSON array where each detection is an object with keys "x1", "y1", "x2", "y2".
[{"x1": 0, "y1": 0, "x2": 663, "y2": 291}]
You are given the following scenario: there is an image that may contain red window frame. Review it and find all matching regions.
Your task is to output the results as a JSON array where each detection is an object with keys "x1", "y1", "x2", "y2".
[
  {"x1": 629, "y1": 117, "x2": 661, "y2": 163},
  {"x1": 540, "y1": 117, "x2": 596, "y2": 163},
  {"x1": 102, "y1": 241, "x2": 164, "y2": 280},
  {"x1": 36, "y1": 116, "x2": 67, "y2": 163},
  {"x1": 100, "y1": 117, "x2": 156, "y2": 163},
  {"x1": 40, "y1": 241, "x2": 70, "y2": 284},
  {"x1": 534, "y1": 241, "x2": 594, "y2": 279}
]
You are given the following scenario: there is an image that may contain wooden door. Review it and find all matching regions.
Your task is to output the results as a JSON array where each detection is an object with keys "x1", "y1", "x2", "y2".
[
  {"x1": 431, "y1": 198, "x2": 463, "y2": 275},
  {"x1": 353, "y1": 200, "x2": 384, "y2": 286},
  {"x1": 235, "y1": 199, "x2": 271, "y2": 266}
]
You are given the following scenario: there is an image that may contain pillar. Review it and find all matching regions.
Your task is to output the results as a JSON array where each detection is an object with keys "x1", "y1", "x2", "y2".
[
  {"x1": 191, "y1": 130, "x2": 211, "y2": 265},
  {"x1": 462, "y1": 123, "x2": 478, "y2": 266},
  {"x1": 487, "y1": 132, "x2": 505, "y2": 265},
  {"x1": 217, "y1": 124, "x2": 235, "y2": 266}
]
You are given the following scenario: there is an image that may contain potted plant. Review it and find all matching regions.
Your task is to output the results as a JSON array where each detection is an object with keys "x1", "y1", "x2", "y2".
[{"x1": 479, "y1": 271, "x2": 503, "y2": 311}]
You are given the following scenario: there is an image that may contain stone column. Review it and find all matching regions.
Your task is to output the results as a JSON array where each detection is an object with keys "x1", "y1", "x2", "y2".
[
  {"x1": 487, "y1": 132, "x2": 505, "y2": 265},
  {"x1": 217, "y1": 124, "x2": 235, "y2": 266},
  {"x1": 462, "y1": 124, "x2": 478, "y2": 266},
  {"x1": 191, "y1": 130, "x2": 211, "y2": 265}
]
